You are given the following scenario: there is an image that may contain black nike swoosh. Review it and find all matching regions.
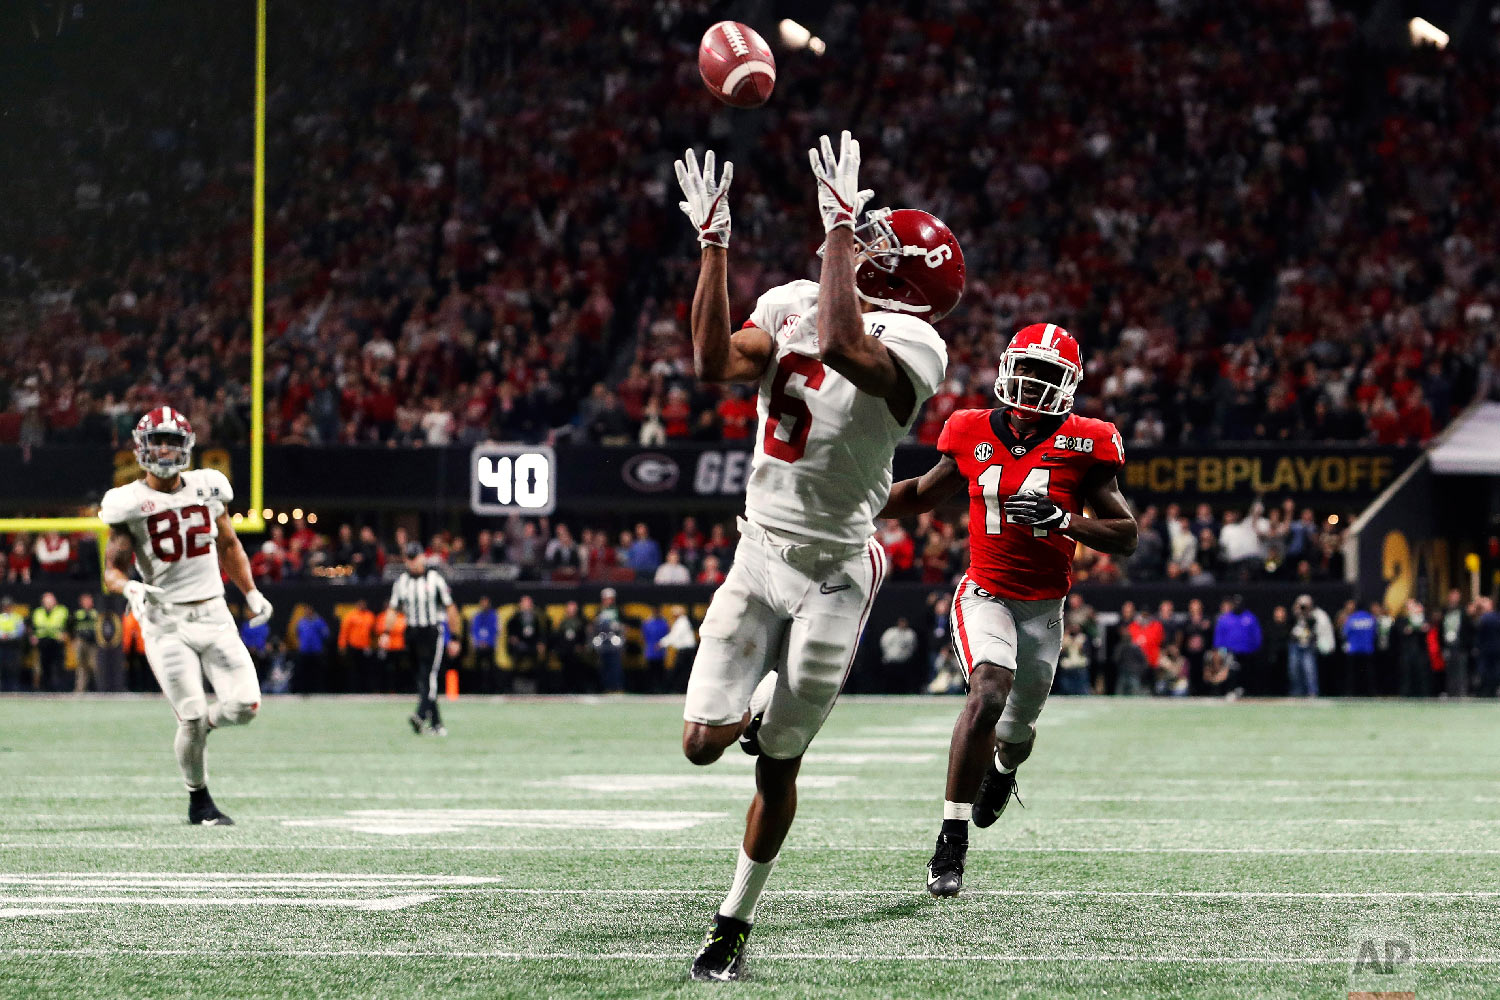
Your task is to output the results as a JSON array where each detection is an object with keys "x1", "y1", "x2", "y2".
[
  {"x1": 819, "y1": 582, "x2": 852, "y2": 595},
  {"x1": 1048, "y1": 618, "x2": 1063, "y2": 629}
]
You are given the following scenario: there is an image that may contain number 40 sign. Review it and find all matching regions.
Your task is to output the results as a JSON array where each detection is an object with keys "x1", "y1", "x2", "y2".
[{"x1": 470, "y1": 445, "x2": 556, "y2": 515}]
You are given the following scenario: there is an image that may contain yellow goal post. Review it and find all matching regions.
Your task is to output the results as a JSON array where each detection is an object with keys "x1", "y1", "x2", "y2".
[{"x1": 0, "y1": 0, "x2": 270, "y2": 582}]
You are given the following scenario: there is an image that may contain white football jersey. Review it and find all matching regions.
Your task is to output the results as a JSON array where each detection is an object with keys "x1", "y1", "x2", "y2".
[
  {"x1": 99, "y1": 468, "x2": 233, "y2": 603},
  {"x1": 743, "y1": 279, "x2": 948, "y2": 544}
]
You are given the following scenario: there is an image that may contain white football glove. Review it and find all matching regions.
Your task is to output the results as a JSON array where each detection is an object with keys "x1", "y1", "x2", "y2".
[
  {"x1": 122, "y1": 580, "x2": 165, "y2": 616},
  {"x1": 245, "y1": 589, "x2": 274, "y2": 627},
  {"x1": 809, "y1": 130, "x2": 874, "y2": 233},
  {"x1": 674, "y1": 148, "x2": 733, "y2": 249}
]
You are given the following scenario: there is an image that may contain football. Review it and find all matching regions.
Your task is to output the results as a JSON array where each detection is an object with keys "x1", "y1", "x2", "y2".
[{"x1": 698, "y1": 21, "x2": 775, "y2": 108}]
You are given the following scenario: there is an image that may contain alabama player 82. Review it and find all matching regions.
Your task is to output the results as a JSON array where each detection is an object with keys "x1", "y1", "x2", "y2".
[{"x1": 880, "y1": 322, "x2": 1138, "y2": 898}]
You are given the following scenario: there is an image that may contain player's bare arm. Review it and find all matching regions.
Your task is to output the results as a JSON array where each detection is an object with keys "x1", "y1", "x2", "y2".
[
  {"x1": 102, "y1": 525, "x2": 138, "y2": 597},
  {"x1": 675, "y1": 148, "x2": 772, "y2": 383},
  {"x1": 879, "y1": 455, "x2": 965, "y2": 518},
  {"x1": 1008, "y1": 464, "x2": 1138, "y2": 556},
  {"x1": 216, "y1": 513, "x2": 274, "y2": 624},
  {"x1": 811, "y1": 131, "x2": 919, "y2": 423}
]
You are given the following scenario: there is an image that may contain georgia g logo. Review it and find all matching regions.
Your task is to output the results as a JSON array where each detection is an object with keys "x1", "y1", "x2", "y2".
[{"x1": 973, "y1": 442, "x2": 994, "y2": 462}]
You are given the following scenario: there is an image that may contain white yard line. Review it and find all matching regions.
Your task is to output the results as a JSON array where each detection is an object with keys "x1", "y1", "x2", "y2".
[
  {"x1": 4, "y1": 947, "x2": 1499, "y2": 964},
  {"x1": 0, "y1": 894, "x2": 438, "y2": 910},
  {"x1": 8, "y1": 842, "x2": 1500, "y2": 854}
]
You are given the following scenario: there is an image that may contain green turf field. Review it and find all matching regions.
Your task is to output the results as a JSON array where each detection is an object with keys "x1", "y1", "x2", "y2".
[{"x1": 1, "y1": 695, "x2": 1498, "y2": 999}]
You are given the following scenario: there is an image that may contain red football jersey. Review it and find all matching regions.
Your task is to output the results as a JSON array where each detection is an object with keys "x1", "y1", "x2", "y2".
[{"x1": 937, "y1": 409, "x2": 1125, "y2": 601}]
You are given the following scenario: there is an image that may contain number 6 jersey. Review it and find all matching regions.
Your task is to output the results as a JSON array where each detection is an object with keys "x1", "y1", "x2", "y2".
[
  {"x1": 99, "y1": 468, "x2": 234, "y2": 602},
  {"x1": 938, "y1": 408, "x2": 1125, "y2": 601},
  {"x1": 744, "y1": 280, "x2": 948, "y2": 545}
]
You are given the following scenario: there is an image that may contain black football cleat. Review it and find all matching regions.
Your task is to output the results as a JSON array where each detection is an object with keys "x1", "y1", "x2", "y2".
[
  {"x1": 971, "y1": 765, "x2": 1023, "y2": 829},
  {"x1": 188, "y1": 787, "x2": 234, "y2": 826},
  {"x1": 738, "y1": 712, "x2": 764, "y2": 757},
  {"x1": 689, "y1": 913, "x2": 752, "y2": 982},
  {"x1": 926, "y1": 832, "x2": 967, "y2": 897},
  {"x1": 408, "y1": 713, "x2": 425, "y2": 735}
]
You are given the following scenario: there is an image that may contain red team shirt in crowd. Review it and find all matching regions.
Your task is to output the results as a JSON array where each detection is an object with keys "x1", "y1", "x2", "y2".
[{"x1": 938, "y1": 409, "x2": 1125, "y2": 601}]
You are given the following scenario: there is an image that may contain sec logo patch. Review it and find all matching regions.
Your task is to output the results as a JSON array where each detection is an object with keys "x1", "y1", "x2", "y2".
[{"x1": 973, "y1": 442, "x2": 994, "y2": 462}]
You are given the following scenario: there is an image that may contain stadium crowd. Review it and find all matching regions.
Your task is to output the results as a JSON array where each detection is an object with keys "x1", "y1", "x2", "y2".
[
  {"x1": 5, "y1": 580, "x2": 1498, "y2": 700},
  {"x1": 1, "y1": 493, "x2": 1356, "y2": 590},
  {"x1": 4, "y1": 1, "x2": 1498, "y2": 452}
]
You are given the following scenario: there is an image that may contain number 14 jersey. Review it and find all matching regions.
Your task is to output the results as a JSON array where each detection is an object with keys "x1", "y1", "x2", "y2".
[
  {"x1": 938, "y1": 408, "x2": 1124, "y2": 600},
  {"x1": 99, "y1": 468, "x2": 234, "y2": 603},
  {"x1": 744, "y1": 280, "x2": 948, "y2": 545}
]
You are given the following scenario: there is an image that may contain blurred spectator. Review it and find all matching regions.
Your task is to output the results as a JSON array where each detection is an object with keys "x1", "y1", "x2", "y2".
[
  {"x1": 878, "y1": 520, "x2": 916, "y2": 580},
  {"x1": 1439, "y1": 590, "x2": 1472, "y2": 698},
  {"x1": 295, "y1": 609, "x2": 332, "y2": 694},
  {"x1": 696, "y1": 555, "x2": 725, "y2": 586},
  {"x1": 69, "y1": 592, "x2": 101, "y2": 693},
  {"x1": 1341, "y1": 601, "x2": 1378, "y2": 696},
  {"x1": 337, "y1": 599, "x2": 377, "y2": 692},
  {"x1": 1057, "y1": 623, "x2": 1092, "y2": 696},
  {"x1": 879, "y1": 617, "x2": 921, "y2": 694},
  {"x1": 467, "y1": 597, "x2": 498, "y2": 694},
  {"x1": 30, "y1": 592, "x2": 68, "y2": 691},
  {"x1": 1203, "y1": 648, "x2": 1242, "y2": 699},
  {"x1": 506, "y1": 595, "x2": 549, "y2": 693},
  {"x1": 590, "y1": 589, "x2": 625, "y2": 693},
  {"x1": 624, "y1": 523, "x2": 662, "y2": 580},
  {"x1": 1156, "y1": 645, "x2": 1189, "y2": 697},
  {"x1": 1475, "y1": 598, "x2": 1500, "y2": 698},
  {"x1": 662, "y1": 605, "x2": 698, "y2": 691},
  {"x1": 1113, "y1": 632, "x2": 1149, "y2": 696},
  {"x1": 35, "y1": 532, "x2": 73, "y2": 576},
  {"x1": 641, "y1": 607, "x2": 669, "y2": 693},
  {"x1": 654, "y1": 549, "x2": 691, "y2": 585},
  {"x1": 1288, "y1": 595, "x2": 1334, "y2": 697},
  {"x1": 1396, "y1": 599, "x2": 1431, "y2": 697},
  {"x1": 1213, "y1": 595, "x2": 1263, "y2": 691},
  {"x1": 0, "y1": 597, "x2": 26, "y2": 691},
  {"x1": 555, "y1": 600, "x2": 594, "y2": 692},
  {"x1": 7, "y1": 539, "x2": 32, "y2": 584}
]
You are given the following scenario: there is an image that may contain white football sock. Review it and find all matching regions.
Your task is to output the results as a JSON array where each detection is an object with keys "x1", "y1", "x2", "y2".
[
  {"x1": 943, "y1": 800, "x2": 972, "y2": 821},
  {"x1": 720, "y1": 847, "x2": 777, "y2": 922},
  {"x1": 993, "y1": 749, "x2": 1015, "y2": 774},
  {"x1": 175, "y1": 717, "x2": 208, "y2": 791}
]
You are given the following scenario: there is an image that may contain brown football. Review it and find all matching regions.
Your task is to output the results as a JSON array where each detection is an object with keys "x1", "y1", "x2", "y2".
[{"x1": 698, "y1": 21, "x2": 776, "y2": 109}]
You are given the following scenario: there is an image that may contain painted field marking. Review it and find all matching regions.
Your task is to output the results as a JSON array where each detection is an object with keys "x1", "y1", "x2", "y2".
[
  {"x1": 8, "y1": 843, "x2": 1500, "y2": 855},
  {"x1": 281, "y1": 809, "x2": 724, "y2": 835},
  {"x1": 5, "y1": 948, "x2": 1500, "y2": 965},
  {"x1": 0, "y1": 894, "x2": 437, "y2": 911},
  {"x1": 546, "y1": 774, "x2": 851, "y2": 793}
]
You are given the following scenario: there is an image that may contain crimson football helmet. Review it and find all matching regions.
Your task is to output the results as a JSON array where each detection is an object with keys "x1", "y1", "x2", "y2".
[
  {"x1": 994, "y1": 323, "x2": 1084, "y2": 416},
  {"x1": 824, "y1": 208, "x2": 966, "y2": 321},
  {"x1": 133, "y1": 406, "x2": 196, "y2": 479}
]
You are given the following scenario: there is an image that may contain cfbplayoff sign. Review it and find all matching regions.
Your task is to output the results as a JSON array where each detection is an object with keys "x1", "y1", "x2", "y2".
[{"x1": 1347, "y1": 923, "x2": 1415, "y2": 999}]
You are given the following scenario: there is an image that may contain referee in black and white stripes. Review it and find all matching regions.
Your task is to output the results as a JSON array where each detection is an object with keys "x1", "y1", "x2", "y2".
[{"x1": 390, "y1": 542, "x2": 461, "y2": 736}]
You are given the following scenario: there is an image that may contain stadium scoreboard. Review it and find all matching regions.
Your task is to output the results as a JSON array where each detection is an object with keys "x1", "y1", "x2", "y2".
[{"x1": 470, "y1": 444, "x2": 556, "y2": 515}]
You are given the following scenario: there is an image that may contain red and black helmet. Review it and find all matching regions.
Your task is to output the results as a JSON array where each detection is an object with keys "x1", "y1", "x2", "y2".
[
  {"x1": 825, "y1": 208, "x2": 966, "y2": 321},
  {"x1": 132, "y1": 406, "x2": 196, "y2": 479},
  {"x1": 994, "y1": 323, "x2": 1084, "y2": 416}
]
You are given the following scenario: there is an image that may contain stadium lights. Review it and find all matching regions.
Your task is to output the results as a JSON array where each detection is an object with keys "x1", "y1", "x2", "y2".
[
  {"x1": 292, "y1": 508, "x2": 303, "y2": 519},
  {"x1": 276, "y1": 512, "x2": 289, "y2": 525},
  {"x1": 232, "y1": 513, "x2": 243, "y2": 524},
  {"x1": 1409, "y1": 17, "x2": 1449, "y2": 49},
  {"x1": 261, "y1": 508, "x2": 273, "y2": 519},
  {"x1": 306, "y1": 513, "x2": 318, "y2": 525},
  {"x1": 1327, "y1": 514, "x2": 1340, "y2": 526},
  {"x1": 779, "y1": 18, "x2": 826, "y2": 55}
]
